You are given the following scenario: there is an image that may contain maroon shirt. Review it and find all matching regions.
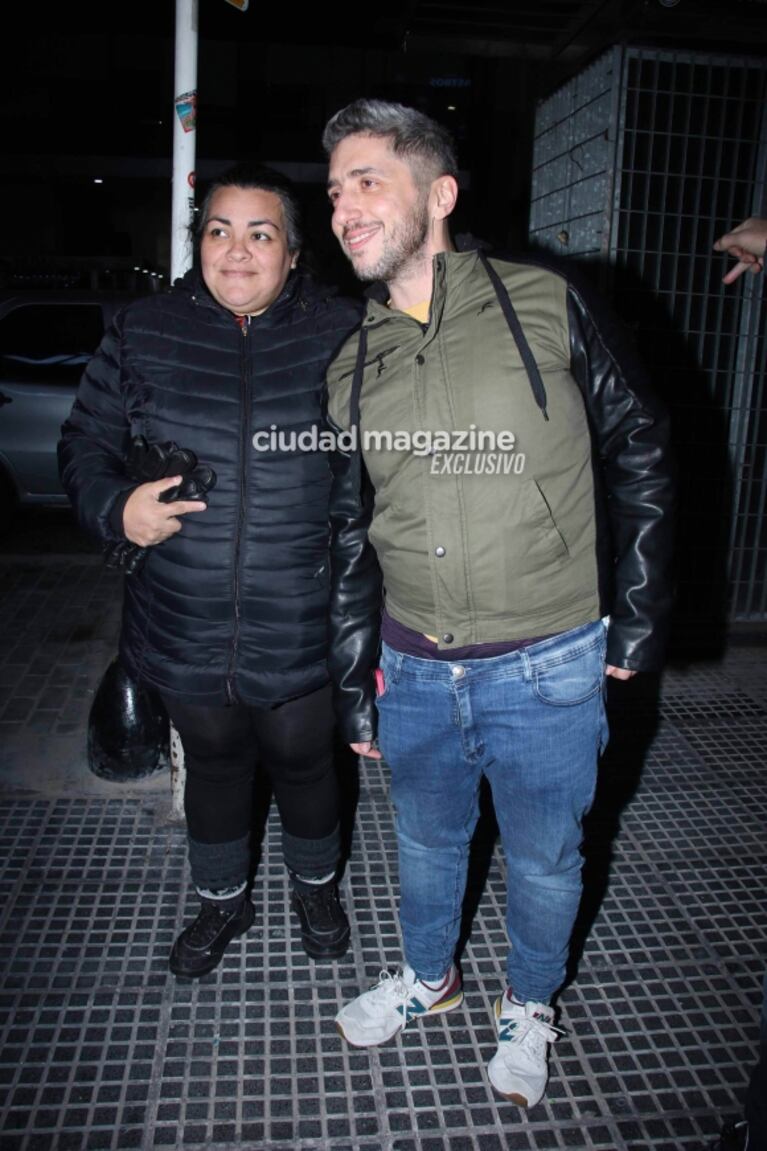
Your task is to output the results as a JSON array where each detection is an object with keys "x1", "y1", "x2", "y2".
[{"x1": 381, "y1": 609, "x2": 553, "y2": 662}]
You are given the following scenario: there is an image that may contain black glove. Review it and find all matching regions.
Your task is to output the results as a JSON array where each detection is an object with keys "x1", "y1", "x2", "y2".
[{"x1": 104, "y1": 436, "x2": 217, "y2": 574}]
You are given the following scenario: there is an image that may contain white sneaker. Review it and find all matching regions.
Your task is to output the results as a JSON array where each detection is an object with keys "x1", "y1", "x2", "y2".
[
  {"x1": 335, "y1": 964, "x2": 463, "y2": 1047},
  {"x1": 487, "y1": 994, "x2": 560, "y2": 1107}
]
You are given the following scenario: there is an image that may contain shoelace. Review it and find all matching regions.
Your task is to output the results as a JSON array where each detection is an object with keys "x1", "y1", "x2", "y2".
[
  {"x1": 298, "y1": 884, "x2": 340, "y2": 922},
  {"x1": 370, "y1": 969, "x2": 439, "y2": 1032},
  {"x1": 185, "y1": 903, "x2": 233, "y2": 946},
  {"x1": 300, "y1": 884, "x2": 334, "y2": 905},
  {"x1": 500, "y1": 1012, "x2": 563, "y2": 1058},
  {"x1": 372, "y1": 969, "x2": 411, "y2": 1001}
]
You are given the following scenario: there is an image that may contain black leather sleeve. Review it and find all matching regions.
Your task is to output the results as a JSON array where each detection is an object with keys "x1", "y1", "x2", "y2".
[
  {"x1": 567, "y1": 279, "x2": 676, "y2": 672},
  {"x1": 326, "y1": 410, "x2": 383, "y2": 745}
]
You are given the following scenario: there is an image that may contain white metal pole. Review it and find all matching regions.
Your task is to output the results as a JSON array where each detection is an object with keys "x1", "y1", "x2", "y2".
[
  {"x1": 171, "y1": 0, "x2": 198, "y2": 283},
  {"x1": 170, "y1": 0, "x2": 198, "y2": 818}
]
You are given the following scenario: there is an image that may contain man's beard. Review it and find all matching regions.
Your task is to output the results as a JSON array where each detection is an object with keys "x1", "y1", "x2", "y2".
[{"x1": 351, "y1": 193, "x2": 430, "y2": 284}]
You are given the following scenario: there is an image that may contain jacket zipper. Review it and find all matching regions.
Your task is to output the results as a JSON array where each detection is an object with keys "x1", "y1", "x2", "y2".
[{"x1": 226, "y1": 316, "x2": 251, "y2": 703}]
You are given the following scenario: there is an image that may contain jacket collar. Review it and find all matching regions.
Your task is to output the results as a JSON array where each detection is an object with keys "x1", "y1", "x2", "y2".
[
  {"x1": 171, "y1": 265, "x2": 314, "y2": 324},
  {"x1": 361, "y1": 233, "x2": 491, "y2": 317}
]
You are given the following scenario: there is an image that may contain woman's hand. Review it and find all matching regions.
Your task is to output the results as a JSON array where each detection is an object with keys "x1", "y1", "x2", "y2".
[{"x1": 123, "y1": 477, "x2": 207, "y2": 546}]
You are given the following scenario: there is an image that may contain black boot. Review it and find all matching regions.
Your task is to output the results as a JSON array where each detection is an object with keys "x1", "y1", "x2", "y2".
[
  {"x1": 290, "y1": 880, "x2": 350, "y2": 961},
  {"x1": 169, "y1": 896, "x2": 255, "y2": 978}
]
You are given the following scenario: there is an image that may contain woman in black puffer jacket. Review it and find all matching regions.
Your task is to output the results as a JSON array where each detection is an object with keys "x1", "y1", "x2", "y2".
[{"x1": 59, "y1": 165, "x2": 363, "y2": 977}]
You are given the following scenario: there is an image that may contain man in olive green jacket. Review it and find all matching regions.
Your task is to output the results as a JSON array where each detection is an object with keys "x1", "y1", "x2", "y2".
[{"x1": 323, "y1": 99, "x2": 674, "y2": 1109}]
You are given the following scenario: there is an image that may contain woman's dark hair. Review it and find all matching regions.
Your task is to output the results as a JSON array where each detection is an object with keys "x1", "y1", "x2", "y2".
[{"x1": 195, "y1": 163, "x2": 303, "y2": 253}]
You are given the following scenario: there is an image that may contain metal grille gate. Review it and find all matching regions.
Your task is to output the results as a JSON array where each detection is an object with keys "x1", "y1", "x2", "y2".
[{"x1": 529, "y1": 46, "x2": 767, "y2": 625}]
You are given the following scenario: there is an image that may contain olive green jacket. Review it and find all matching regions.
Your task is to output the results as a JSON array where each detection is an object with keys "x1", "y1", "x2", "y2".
[{"x1": 327, "y1": 248, "x2": 674, "y2": 670}]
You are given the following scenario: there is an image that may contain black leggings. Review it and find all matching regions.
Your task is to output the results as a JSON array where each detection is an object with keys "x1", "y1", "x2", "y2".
[{"x1": 162, "y1": 683, "x2": 338, "y2": 846}]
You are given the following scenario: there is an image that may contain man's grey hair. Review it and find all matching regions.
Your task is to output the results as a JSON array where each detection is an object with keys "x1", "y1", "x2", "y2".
[{"x1": 322, "y1": 99, "x2": 458, "y2": 182}]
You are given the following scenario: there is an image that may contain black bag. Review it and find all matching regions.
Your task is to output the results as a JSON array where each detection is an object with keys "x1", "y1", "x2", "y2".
[
  {"x1": 104, "y1": 436, "x2": 217, "y2": 574},
  {"x1": 88, "y1": 657, "x2": 170, "y2": 780}
]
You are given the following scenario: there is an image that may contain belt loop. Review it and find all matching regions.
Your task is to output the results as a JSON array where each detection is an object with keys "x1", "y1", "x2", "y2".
[{"x1": 520, "y1": 648, "x2": 533, "y2": 683}]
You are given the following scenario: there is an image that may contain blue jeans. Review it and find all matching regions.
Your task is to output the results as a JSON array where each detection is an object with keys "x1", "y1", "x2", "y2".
[{"x1": 376, "y1": 619, "x2": 609, "y2": 1003}]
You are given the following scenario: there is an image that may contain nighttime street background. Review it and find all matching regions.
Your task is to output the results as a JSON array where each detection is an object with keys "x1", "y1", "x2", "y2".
[
  {"x1": 1, "y1": 5, "x2": 767, "y2": 1151},
  {"x1": 2, "y1": 0, "x2": 767, "y2": 287}
]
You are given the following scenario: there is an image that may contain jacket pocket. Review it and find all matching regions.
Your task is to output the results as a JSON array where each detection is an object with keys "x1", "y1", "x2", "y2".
[{"x1": 528, "y1": 479, "x2": 570, "y2": 560}]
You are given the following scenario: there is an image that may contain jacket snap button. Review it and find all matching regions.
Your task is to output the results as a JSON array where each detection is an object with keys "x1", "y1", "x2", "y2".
[
  {"x1": 435, "y1": 546, "x2": 446, "y2": 557},
  {"x1": 442, "y1": 632, "x2": 454, "y2": 643},
  {"x1": 415, "y1": 354, "x2": 425, "y2": 365}
]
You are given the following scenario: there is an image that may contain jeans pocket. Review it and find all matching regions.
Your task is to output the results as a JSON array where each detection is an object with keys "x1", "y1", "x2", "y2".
[
  {"x1": 531, "y1": 633, "x2": 605, "y2": 707},
  {"x1": 374, "y1": 676, "x2": 393, "y2": 707},
  {"x1": 375, "y1": 647, "x2": 398, "y2": 706}
]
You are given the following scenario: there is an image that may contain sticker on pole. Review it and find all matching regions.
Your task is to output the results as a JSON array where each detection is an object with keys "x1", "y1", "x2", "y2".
[{"x1": 175, "y1": 91, "x2": 197, "y2": 133}]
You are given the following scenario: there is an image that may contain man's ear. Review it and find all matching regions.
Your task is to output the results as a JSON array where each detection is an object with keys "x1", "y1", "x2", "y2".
[{"x1": 430, "y1": 175, "x2": 458, "y2": 221}]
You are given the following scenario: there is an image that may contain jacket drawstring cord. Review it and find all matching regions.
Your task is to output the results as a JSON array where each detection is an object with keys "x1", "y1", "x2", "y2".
[{"x1": 478, "y1": 251, "x2": 550, "y2": 422}]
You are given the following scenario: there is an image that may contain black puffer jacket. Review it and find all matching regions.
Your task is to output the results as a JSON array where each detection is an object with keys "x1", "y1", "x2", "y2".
[{"x1": 59, "y1": 268, "x2": 362, "y2": 707}]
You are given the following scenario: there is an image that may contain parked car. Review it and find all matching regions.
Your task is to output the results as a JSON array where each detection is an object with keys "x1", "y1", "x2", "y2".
[{"x1": 0, "y1": 291, "x2": 141, "y2": 530}]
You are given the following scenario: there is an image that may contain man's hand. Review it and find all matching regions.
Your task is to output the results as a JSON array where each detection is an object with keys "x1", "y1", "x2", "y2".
[
  {"x1": 123, "y1": 477, "x2": 206, "y2": 546},
  {"x1": 714, "y1": 217, "x2": 767, "y2": 284},
  {"x1": 351, "y1": 741, "x2": 382, "y2": 760},
  {"x1": 605, "y1": 665, "x2": 637, "y2": 681}
]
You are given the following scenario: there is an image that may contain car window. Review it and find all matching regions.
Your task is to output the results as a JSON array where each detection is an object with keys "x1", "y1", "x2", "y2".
[{"x1": 0, "y1": 304, "x2": 104, "y2": 385}]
